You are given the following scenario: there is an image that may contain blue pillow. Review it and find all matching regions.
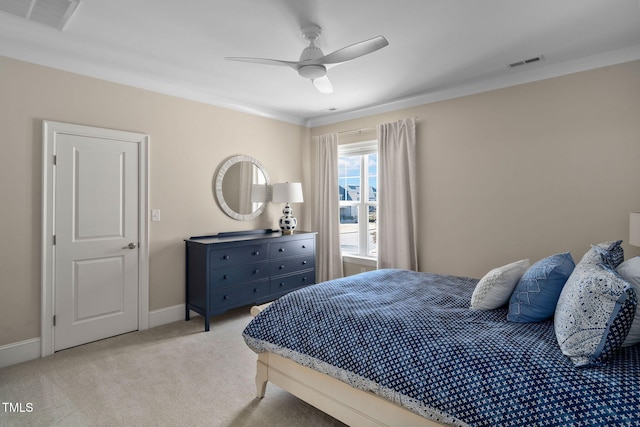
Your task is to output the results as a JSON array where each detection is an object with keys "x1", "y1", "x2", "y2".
[{"x1": 507, "y1": 252, "x2": 575, "y2": 323}]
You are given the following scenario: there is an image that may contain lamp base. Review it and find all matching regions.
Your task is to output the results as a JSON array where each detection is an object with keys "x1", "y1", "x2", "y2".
[{"x1": 279, "y1": 203, "x2": 298, "y2": 235}]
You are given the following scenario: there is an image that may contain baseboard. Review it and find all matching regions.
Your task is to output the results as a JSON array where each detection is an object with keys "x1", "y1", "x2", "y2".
[
  {"x1": 1, "y1": 305, "x2": 198, "y2": 368},
  {"x1": 148, "y1": 304, "x2": 199, "y2": 329},
  {"x1": 0, "y1": 338, "x2": 41, "y2": 369}
]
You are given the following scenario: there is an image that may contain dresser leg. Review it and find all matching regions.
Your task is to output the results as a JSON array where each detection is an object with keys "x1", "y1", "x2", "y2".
[{"x1": 205, "y1": 316, "x2": 210, "y2": 332}]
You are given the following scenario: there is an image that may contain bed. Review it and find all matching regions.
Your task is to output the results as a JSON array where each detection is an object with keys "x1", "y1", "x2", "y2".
[{"x1": 243, "y1": 247, "x2": 640, "y2": 426}]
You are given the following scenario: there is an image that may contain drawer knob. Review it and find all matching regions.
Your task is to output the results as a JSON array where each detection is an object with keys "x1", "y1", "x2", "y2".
[
  {"x1": 302, "y1": 245, "x2": 306, "y2": 249},
  {"x1": 302, "y1": 277, "x2": 307, "y2": 282},
  {"x1": 279, "y1": 248, "x2": 284, "y2": 252},
  {"x1": 223, "y1": 295, "x2": 228, "y2": 300},
  {"x1": 223, "y1": 275, "x2": 229, "y2": 280},
  {"x1": 302, "y1": 261, "x2": 307, "y2": 265},
  {"x1": 253, "y1": 269, "x2": 259, "y2": 274},
  {"x1": 279, "y1": 282, "x2": 284, "y2": 287},
  {"x1": 254, "y1": 251, "x2": 260, "y2": 256},
  {"x1": 223, "y1": 255, "x2": 230, "y2": 260},
  {"x1": 253, "y1": 288, "x2": 258, "y2": 293},
  {"x1": 279, "y1": 265, "x2": 284, "y2": 270}
]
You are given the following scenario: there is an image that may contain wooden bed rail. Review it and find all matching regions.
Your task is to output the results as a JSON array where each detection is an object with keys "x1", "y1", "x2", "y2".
[{"x1": 254, "y1": 352, "x2": 445, "y2": 427}]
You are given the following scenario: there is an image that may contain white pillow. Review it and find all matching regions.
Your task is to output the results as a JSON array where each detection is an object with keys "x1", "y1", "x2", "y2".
[
  {"x1": 617, "y1": 256, "x2": 640, "y2": 347},
  {"x1": 470, "y1": 259, "x2": 530, "y2": 310}
]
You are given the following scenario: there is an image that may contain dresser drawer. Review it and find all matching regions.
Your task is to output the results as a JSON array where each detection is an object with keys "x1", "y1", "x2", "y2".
[
  {"x1": 271, "y1": 238, "x2": 314, "y2": 260},
  {"x1": 270, "y1": 255, "x2": 315, "y2": 276},
  {"x1": 210, "y1": 244, "x2": 267, "y2": 267},
  {"x1": 210, "y1": 261, "x2": 269, "y2": 287},
  {"x1": 211, "y1": 280, "x2": 270, "y2": 309},
  {"x1": 270, "y1": 271, "x2": 315, "y2": 295}
]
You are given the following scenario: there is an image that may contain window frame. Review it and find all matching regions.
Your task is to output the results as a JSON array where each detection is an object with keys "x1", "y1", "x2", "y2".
[{"x1": 338, "y1": 140, "x2": 378, "y2": 260}]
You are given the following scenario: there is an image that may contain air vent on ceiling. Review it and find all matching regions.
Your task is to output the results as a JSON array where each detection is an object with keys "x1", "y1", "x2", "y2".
[
  {"x1": 0, "y1": 0, "x2": 79, "y2": 31},
  {"x1": 509, "y1": 55, "x2": 545, "y2": 69}
]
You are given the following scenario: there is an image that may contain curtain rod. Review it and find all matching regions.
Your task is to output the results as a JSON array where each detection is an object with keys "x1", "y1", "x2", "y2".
[
  {"x1": 338, "y1": 126, "x2": 376, "y2": 135},
  {"x1": 337, "y1": 117, "x2": 420, "y2": 136}
]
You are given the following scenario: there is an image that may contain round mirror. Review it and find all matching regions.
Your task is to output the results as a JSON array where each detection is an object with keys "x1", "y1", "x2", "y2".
[{"x1": 214, "y1": 155, "x2": 270, "y2": 221}]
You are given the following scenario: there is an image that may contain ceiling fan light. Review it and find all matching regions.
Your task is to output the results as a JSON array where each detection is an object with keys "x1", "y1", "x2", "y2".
[
  {"x1": 312, "y1": 76, "x2": 333, "y2": 94},
  {"x1": 298, "y1": 64, "x2": 326, "y2": 79}
]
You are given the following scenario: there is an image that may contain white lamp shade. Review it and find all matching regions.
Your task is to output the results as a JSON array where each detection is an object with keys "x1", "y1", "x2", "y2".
[
  {"x1": 630, "y1": 212, "x2": 640, "y2": 247},
  {"x1": 272, "y1": 182, "x2": 304, "y2": 203}
]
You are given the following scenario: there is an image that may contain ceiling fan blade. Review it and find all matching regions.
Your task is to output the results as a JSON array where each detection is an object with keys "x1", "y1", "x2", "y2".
[
  {"x1": 312, "y1": 75, "x2": 333, "y2": 94},
  {"x1": 225, "y1": 57, "x2": 299, "y2": 69},
  {"x1": 315, "y1": 36, "x2": 389, "y2": 65}
]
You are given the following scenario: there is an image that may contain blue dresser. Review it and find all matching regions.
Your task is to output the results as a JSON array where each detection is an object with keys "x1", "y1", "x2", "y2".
[{"x1": 185, "y1": 229, "x2": 317, "y2": 331}]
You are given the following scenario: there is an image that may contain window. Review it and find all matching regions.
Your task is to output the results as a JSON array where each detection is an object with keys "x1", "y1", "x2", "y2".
[{"x1": 338, "y1": 141, "x2": 377, "y2": 258}]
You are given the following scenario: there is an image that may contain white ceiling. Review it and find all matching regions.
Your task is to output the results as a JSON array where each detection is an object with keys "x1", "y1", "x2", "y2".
[{"x1": 1, "y1": 0, "x2": 640, "y2": 126}]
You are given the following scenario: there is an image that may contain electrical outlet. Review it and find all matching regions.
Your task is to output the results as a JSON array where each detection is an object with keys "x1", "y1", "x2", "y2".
[{"x1": 151, "y1": 209, "x2": 161, "y2": 222}]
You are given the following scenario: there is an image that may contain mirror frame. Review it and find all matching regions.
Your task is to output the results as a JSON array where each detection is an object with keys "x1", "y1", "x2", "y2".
[{"x1": 214, "y1": 154, "x2": 271, "y2": 221}]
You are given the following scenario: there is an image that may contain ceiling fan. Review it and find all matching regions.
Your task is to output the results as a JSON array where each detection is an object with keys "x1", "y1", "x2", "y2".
[{"x1": 225, "y1": 25, "x2": 389, "y2": 94}]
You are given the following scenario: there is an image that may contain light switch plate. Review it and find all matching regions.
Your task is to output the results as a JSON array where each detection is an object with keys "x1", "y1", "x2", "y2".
[{"x1": 151, "y1": 209, "x2": 161, "y2": 222}]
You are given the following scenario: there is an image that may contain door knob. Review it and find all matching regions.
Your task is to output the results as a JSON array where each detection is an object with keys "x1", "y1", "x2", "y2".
[{"x1": 123, "y1": 242, "x2": 137, "y2": 249}]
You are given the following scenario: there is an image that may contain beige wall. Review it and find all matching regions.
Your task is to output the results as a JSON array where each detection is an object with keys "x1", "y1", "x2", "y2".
[
  {"x1": 0, "y1": 56, "x2": 308, "y2": 346},
  {"x1": 311, "y1": 60, "x2": 640, "y2": 279},
  {"x1": 2, "y1": 55, "x2": 640, "y2": 347}
]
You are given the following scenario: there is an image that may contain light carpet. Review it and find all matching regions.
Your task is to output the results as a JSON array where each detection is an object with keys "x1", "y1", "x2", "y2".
[{"x1": 0, "y1": 308, "x2": 347, "y2": 426}]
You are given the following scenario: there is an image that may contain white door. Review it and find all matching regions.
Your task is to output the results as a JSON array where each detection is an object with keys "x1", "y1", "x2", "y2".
[{"x1": 53, "y1": 133, "x2": 140, "y2": 351}]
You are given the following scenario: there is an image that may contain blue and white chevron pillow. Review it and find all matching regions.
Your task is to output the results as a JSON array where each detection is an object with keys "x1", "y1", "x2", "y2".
[{"x1": 508, "y1": 252, "x2": 575, "y2": 323}]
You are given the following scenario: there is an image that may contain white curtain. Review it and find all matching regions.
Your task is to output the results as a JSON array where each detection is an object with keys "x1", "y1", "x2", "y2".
[
  {"x1": 311, "y1": 133, "x2": 344, "y2": 281},
  {"x1": 377, "y1": 118, "x2": 418, "y2": 270}
]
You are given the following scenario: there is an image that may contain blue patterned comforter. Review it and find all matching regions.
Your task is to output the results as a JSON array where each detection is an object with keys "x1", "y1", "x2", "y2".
[{"x1": 243, "y1": 269, "x2": 640, "y2": 426}]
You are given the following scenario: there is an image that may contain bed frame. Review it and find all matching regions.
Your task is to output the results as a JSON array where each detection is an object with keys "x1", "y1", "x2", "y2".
[{"x1": 250, "y1": 304, "x2": 444, "y2": 427}]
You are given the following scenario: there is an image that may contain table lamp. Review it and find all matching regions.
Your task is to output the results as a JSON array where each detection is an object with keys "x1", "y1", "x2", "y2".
[
  {"x1": 272, "y1": 182, "x2": 304, "y2": 234},
  {"x1": 630, "y1": 213, "x2": 640, "y2": 247}
]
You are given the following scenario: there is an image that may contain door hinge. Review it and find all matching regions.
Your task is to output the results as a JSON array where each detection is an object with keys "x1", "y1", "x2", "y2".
[
  {"x1": 53, "y1": 155, "x2": 57, "y2": 165},
  {"x1": 53, "y1": 315, "x2": 56, "y2": 326},
  {"x1": 53, "y1": 235, "x2": 56, "y2": 245}
]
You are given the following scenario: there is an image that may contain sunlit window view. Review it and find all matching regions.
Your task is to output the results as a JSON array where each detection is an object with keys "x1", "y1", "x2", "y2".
[{"x1": 338, "y1": 144, "x2": 377, "y2": 258}]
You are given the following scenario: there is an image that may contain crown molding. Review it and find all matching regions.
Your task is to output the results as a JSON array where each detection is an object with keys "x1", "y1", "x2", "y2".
[{"x1": 304, "y1": 43, "x2": 640, "y2": 128}]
